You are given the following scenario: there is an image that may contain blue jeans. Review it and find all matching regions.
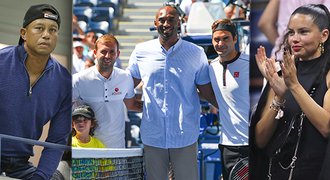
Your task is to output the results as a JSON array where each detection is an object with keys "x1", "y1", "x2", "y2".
[{"x1": 1, "y1": 156, "x2": 36, "y2": 179}]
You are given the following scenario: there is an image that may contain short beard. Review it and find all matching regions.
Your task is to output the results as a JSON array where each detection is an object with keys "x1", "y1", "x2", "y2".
[
  {"x1": 96, "y1": 59, "x2": 113, "y2": 73},
  {"x1": 99, "y1": 63, "x2": 112, "y2": 73},
  {"x1": 158, "y1": 29, "x2": 177, "y2": 41}
]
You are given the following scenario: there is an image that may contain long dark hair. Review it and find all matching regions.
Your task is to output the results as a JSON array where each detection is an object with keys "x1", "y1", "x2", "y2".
[{"x1": 276, "y1": 4, "x2": 330, "y2": 73}]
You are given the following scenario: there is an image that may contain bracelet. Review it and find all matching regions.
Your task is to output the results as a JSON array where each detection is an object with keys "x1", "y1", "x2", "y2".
[
  {"x1": 273, "y1": 96, "x2": 286, "y2": 107},
  {"x1": 269, "y1": 96, "x2": 285, "y2": 119},
  {"x1": 269, "y1": 103, "x2": 280, "y2": 112}
]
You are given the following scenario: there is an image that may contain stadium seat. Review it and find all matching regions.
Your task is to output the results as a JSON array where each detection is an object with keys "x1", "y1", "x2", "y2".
[
  {"x1": 97, "y1": 0, "x2": 121, "y2": 17},
  {"x1": 75, "y1": 0, "x2": 97, "y2": 7},
  {"x1": 73, "y1": 7, "x2": 93, "y2": 23},
  {"x1": 91, "y1": 7, "x2": 114, "y2": 23},
  {"x1": 88, "y1": 21, "x2": 110, "y2": 35}
]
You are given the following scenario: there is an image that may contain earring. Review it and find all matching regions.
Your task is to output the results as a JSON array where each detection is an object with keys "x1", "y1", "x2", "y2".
[{"x1": 319, "y1": 42, "x2": 325, "y2": 54}]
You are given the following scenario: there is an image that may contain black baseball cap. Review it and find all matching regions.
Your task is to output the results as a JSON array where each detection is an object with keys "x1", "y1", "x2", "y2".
[
  {"x1": 72, "y1": 105, "x2": 95, "y2": 119},
  {"x1": 18, "y1": 4, "x2": 61, "y2": 45}
]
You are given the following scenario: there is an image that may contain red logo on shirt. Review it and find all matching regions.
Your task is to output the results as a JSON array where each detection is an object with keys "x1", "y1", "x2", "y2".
[
  {"x1": 112, "y1": 87, "x2": 122, "y2": 95},
  {"x1": 234, "y1": 72, "x2": 239, "y2": 78}
]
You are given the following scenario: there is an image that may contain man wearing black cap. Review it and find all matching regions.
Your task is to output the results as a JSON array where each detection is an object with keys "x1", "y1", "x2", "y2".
[
  {"x1": 208, "y1": 19, "x2": 249, "y2": 180},
  {"x1": 0, "y1": 4, "x2": 71, "y2": 180}
]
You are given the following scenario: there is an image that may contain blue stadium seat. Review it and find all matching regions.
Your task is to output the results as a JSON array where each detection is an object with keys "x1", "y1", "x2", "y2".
[
  {"x1": 97, "y1": 0, "x2": 121, "y2": 17},
  {"x1": 73, "y1": 6, "x2": 93, "y2": 23},
  {"x1": 198, "y1": 118, "x2": 221, "y2": 180},
  {"x1": 75, "y1": 0, "x2": 97, "y2": 7},
  {"x1": 88, "y1": 21, "x2": 110, "y2": 35},
  {"x1": 91, "y1": 7, "x2": 114, "y2": 23}
]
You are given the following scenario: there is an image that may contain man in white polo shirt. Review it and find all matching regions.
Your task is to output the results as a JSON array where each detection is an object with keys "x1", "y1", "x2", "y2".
[
  {"x1": 208, "y1": 19, "x2": 249, "y2": 180},
  {"x1": 72, "y1": 34, "x2": 141, "y2": 148}
]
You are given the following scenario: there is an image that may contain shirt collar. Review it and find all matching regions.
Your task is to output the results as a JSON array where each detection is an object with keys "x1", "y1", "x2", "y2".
[
  {"x1": 218, "y1": 52, "x2": 241, "y2": 65},
  {"x1": 17, "y1": 43, "x2": 54, "y2": 70},
  {"x1": 94, "y1": 66, "x2": 116, "y2": 81},
  {"x1": 159, "y1": 37, "x2": 183, "y2": 53}
]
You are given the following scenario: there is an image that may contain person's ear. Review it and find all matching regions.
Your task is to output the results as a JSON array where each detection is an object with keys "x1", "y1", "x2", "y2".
[
  {"x1": 91, "y1": 120, "x2": 96, "y2": 128},
  {"x1": 233, "y1": 34, "x2": 238, "y2": 43},
  {"x1": 20, "y1": 28, "x2": 27, "y2": 41},
  {"x1": 154, "y1": 20, "x2": 157, "y2": 29},
  {"x1": 93, "y1": 49, "x2": 97, "y2": 59},
  {"x1": 321, "y1": 28, "x2": 329, "y2": 43},
  {"x1": 117, "y1": 49, "x2": 120, "y2": 59}
]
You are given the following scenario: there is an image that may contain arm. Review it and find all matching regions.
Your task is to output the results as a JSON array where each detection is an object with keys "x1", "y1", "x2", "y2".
[
  {"x1": 126, "y1": 48, "x2": 141, "y2": 89},
  {"x1": 197, "y1": 83, "x2": 218, "y2": 109},
  {"x1": 257, "y1": 0, "x2": 280, "y2": 45},
  {"x1": 33, "y1": 92, "x2": 72, "y2": 179},
  {"x1": 124, "y1": 97, "x2": 143, "y2": 112},
  {"x1": 281, "y1": 53, "x2": 330, "y2": 137},
  {"x1": 255, "y1": 57, "x2": 287, "y2": 148},
  {"x1": 124, "y1": 75, "x2": 143, "y2": 112},
  {"x1": 133, "y1": 77, "x2": 142, "y2": 88},
  {"x1": 255, "y1": 89, "x2": 281, "y2": 148}
]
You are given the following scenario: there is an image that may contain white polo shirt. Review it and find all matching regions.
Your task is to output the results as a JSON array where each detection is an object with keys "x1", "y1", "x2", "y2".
[
  {"x1": 72, "y1": 66, "x2": 135, "y2": 148},
  {"x1": 209, "y1": 53, "x2": 249, "y2": 146}
]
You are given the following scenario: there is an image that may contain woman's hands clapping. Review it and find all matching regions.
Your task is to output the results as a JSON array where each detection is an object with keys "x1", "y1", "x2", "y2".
[
  {"x1": 281, "y1": 48, "x2": 299, "y2": 90},
  {"x1": 255, "y1": 46, "x2": 287, "y2": 98}
]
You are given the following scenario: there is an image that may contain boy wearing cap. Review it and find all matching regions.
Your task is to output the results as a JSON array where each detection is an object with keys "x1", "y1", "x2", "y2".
[
  {"x1": 72, "y1": 105, "x2": 105, "y2": 148},
  {"x1": 208, "y1": 19, "x2": 249, "y2": 180},
  {"x1": 0, "y1": 4, "x2": 71, "y2": 180}
]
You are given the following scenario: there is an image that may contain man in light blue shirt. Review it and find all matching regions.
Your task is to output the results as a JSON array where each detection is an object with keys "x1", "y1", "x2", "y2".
[{"x1": 127, "y1": 4, "x2": 217, "y2": 180}]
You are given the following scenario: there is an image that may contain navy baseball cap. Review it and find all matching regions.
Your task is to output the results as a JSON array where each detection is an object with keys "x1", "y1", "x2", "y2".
[{"x1": 19, "y1": 4, "x2": 61, "y2": 45}]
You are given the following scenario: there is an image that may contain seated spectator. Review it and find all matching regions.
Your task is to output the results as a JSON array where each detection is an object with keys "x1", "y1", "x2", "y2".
[
  {"x1": 83, "y1": 31, "x2": 98, "y2": 58},
  {"x1": 72, "y1": 105, "x2": 106, "y2": 148},
  {"x1": 72, "y1": 15, "x2": 85, "y2": 37},
  {"x1": 224, "y1": 4, "x2": 247, "y2": 20},
  {"x1": 72, "y1": 41, "x2": 87, "y2": 74},
  {"x1": 84, "y1": 58, "x2": 95, "y2": 69}
]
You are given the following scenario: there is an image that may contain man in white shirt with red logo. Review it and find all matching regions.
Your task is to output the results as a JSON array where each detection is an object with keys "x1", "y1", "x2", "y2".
[
  {"x1": 208, "y1": 19, "x2": 249, "y2": 180},
  {"x1": 73, "y1": 34, "x2": 141, "y2": 148}
]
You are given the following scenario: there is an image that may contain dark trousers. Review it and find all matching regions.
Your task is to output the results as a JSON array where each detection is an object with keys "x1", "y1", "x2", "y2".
[
  {"x1": 1, "y1": 156, "x2": 36, "y2": 179},
  {"x1": 218, "y1": 144, "x2": 249, "y2": 180}
]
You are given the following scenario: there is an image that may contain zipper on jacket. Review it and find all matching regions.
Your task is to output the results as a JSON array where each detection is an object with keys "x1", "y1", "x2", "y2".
[{"x1": 28, "y1": 70, "x2": 47, "y2": 97}]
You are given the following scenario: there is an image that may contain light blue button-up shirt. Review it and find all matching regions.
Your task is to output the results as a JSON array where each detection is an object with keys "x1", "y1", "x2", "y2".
[{"x1": 127, "y1": 38, "x2": 210, "y2": 148}]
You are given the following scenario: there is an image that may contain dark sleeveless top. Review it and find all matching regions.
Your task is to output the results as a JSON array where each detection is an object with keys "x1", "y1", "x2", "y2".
[{"x1": 249, "y1": 55, "x2": 329, "y2": 179}]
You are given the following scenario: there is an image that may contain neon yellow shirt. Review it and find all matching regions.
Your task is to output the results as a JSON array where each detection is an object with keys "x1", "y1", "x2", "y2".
[{"x1": 72, "y1": 136, "x2": 106, "y2": 148}]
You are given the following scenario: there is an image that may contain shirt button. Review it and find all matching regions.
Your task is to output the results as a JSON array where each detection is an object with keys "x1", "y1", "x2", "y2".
[{"x1": 105, "y1": 89, "x2": 107, "y2": 91}]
